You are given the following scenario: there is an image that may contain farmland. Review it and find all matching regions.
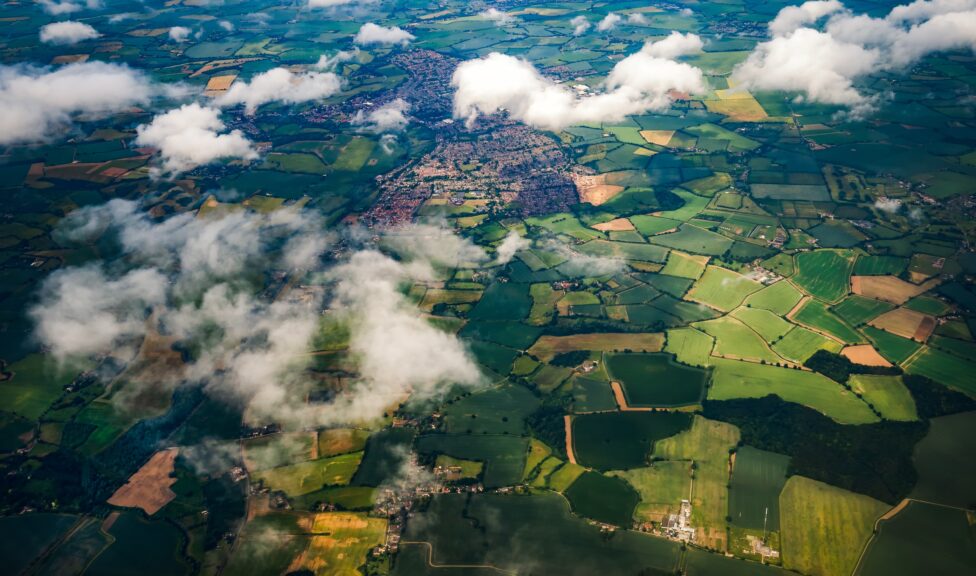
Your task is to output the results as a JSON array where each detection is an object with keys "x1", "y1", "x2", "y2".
[
  {"x1": 606, "y1": 352, "x2": 708, "y2": 407},
  {"x1": 779, "y1": 476, "x2": 889, "y2": 576},
  {"x1": 1, "y1": 0, "x2": 975, "y2": 572}
]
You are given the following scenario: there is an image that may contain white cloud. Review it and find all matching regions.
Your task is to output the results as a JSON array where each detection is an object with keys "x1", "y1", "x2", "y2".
[
  {"x1": 169, "y1": 26, "x2": 192, "y2": 42},
  {"x1": 480, "y1": 8, "x2": 514, "y2": 25},
  {"x1": 216, "y1": 67, "x2": 342, "y2": 114},
  {"x1": 733, "y1": 27, "x2": 880, "y2": 108},
  {"x1": 315, "y1": 48, "x2": 360, "y2": 70},
  {"x1": 353, "y1": 22, "x2": 414, "y2": 46},
  {"x1": 627, "y1": 13, "x2": 649, "y2": 25},
  {"x1": 874, "y1": 197, "x2": 903, "y2": 213},
  {"x1": 31, "y1": 266, "x2": 167, "y2": 361},
  {"x1": 38, "y1": 0, "x2": 102, "y2": 15},
  {"x1": 308, "y1": 0, "x2": 375, "y2": 7},
  {"x1": 768, "y1": 0, "x2": 843, "y2": 36},
  {"x1": 733, "y1": 0, "x2": 976, "y2": 115},
  {"x1": 34, "y1": 202, "x2": 483, "y2": 427},
  {"x1": 39, "y1": 20, "x2": 100, "y2": 44},
  {"x1": 0, "y1": 61, "x2": 153, "y2": 145},
  {"x1": 218, "y1": 20, "x2": 234, "y2": 32},
  {"x1": 570, "y1": 15, "x2": 590, "y2": 35},
  {"x1": 354, "y1": 98, "x2": 410, "y2": 132},
  {"x1": 135, "y1": 103, "x2": 257, "y2": 176},
  {"x1": 597, "y1": 13, "x2": 622, "y2": 31},
  {"x1": 451, "y1": 33, "x2": 705, "y2": 131},
  {"x1": 494, "y1": 231, "x2": 529, "y2": 265}
]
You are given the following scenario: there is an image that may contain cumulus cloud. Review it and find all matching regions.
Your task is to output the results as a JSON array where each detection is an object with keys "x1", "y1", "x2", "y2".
[
  {"x1": 494, "y1": 231, "x2": 529, "y2": 265},
  {"x1": 322, "y1": 249, "x2": 483, "y2": 422},
  {"x1": 169, "y1": 26, "x2": 191, "y2": 42},
  {"x1": 768, "y1": 0, "x2": 843, "y2": 35},
  {"x1": 35, "y1": 201, "x2": 487, "y2": 427},
  {"x1": 874, "y1": 197, "x2": 903, "y2": 213},
  {"x1": 353, "y1": 22, "x2": 414, "y2": 46},
  {"x1": 39, "y1": 20, "x2": 99, "y2": 44},
  {"x1": 315, "y1": 48, "x2": 359, "y2": 70},
  {"x1": 733, "y1": 0, "x2": 976, "y2": 115},
  {"x1": 627, "y1": 13, "x2": 649, "y2": 25},
  {"x1": 570, "y1": 15, "x2": 590, "y2": 35},
  {"x1": 216, "y1": 67, "x2": 342, "y2": 114},
  {"x1": 218, "y1": 20, "x2": 234, "y2": 32},
  {"x1": 480, "y1": 8, "x2": 514, "y2": 25},
  {"x1": 353, "y1": 98, "x2": 410, "y2": 132},
  {"x1": 38, "y1": 0, "x2": 102, "y2": 15},
  {"x1": 451, "y1": 32, "x2": 705, "y2": 131},
  {"x1": 0, "y1": 61, "x2": 153, "y2": 145},
  {"x1": 135, "y1": 103, "x2": 257, "y2": 176},
  {"x1": 544, "y1": 240, "x2": 624, "y2": 277},
  {"x1": 597, "y1": 13, "x2": 622, "y2": 31}
]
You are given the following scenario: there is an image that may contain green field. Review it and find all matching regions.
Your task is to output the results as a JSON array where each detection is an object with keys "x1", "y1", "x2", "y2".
[
  {"x1": 911, "y1": 411, "x2": 976, "y2": 508},
  {"x1": 613, "y1": 461, "x2": 691, "y2": 522},
  {"x1": 664, "y1": 327, "x2": 714, "y2": 367},
  {"x1": 652, "y1": 416, "x2": 741, "y2": 550},
  {"x1": 0, "y1": 513, "x2": 78, "y2": 575},
  {"x1": 415, "y1": 434, "x2": 528, "y2": 488},
  {"x1": 86, "y1": 512, "x2": 189, "y2": 576},
  {"x1": 606, "y1": 352, "x2": 707, "y2": 407},
  {"x1": 707, "y1": 358, "x2": 878, "y2": 424},
  {"x1": 695, "y1": 316, "x2": 785, "y2": 363},
  {"x1": 903, "y1": 346, "x2": 976, "y2": 396},
  {"x1": 771, "y1": 326, "x2": 844, "y2": 363},
  {"x1": 687, "y1": 266, "x2": 764, "y2": 312},
  {"x1": 572, "y1": 411, "x2": 693, "y2": 471},
  {"x1": 793, "y1": 299, "x2": 863, "y2": 343},
  {"x1": 660, "y1": 251, "x2": 708, "y2": 279},
  {"x1": 857, "y1": 501, "x2": 976, "y2": 576},
  {"x1": 854, "y1": 255, "x2": 908, "y2": 276},
  {"x1": 729, "y1": 306, "x2": 794, "y2": 343},
  {"x1": 252, "y1": 452, "x2": 363, "y2": 496},
  {"x1": 779, "y1": 476, "x2": 889, "y2": 576},
  {"x1": 0, "y1": 354, "x2": 81, "y2": 420},
  {"x1": 648, "y1": 224, "x2": 733, "y2": 256},
  {"x1": 728, "y1": 446, "x2": 790, "y2": 531},
  {"x1": 848, "y1": 375, "x2": 918, "y2": 421},
  {"x1": 793, "y1": 250, "x2": 855, "y2": 303},
  {"x1": 441, "y1": 383, "x2": 537, "y2": 435},
  {"x1": 863, "y1": 326, "x2": 922, "y2": 364},
  {"x1": 832, "y1": 295, "x2": 894, "y2": 326},
  {"x1": 395, "y1": 492, "x2": 681, "y2": 575},
  {"x1": 564, "y1": 471, "x2": 640, "y2": 526},
  {"x1": 744, "y1": 281, "x2": 804, "y2": 315}
]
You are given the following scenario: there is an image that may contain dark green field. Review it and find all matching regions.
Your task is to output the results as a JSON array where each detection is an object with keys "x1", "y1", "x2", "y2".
[
  {"x1": 607, "y1": 352, "x2": 708, "y2": 407},
  {"x1": 563, "y1": 470, "x2": 639, "y2": 526},
  {"x1": 416, "y1": 434, "x2": 528, "y2": 488},
  {"x1": 394, "y1": 493, "x2": 680, "y2": 575},
  {"x1": 572, "y1": 411, "x2": 693, "y2": 470},
  {"x1": 728, "y1": 446, "x2": 790, "y2": 530},
  {"x1": 857, "y1": 501, "x2": 976, "y2": 576}
]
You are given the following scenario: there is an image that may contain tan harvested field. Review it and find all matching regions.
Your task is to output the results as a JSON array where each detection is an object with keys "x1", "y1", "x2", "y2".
[
  {"x1": 640, "y1": 130, "x2": 675, "y2": 146},
  {"x1": 564, "y1": 415, "x2": 577, "y2": 465},
  {"x1": 572, "y1": 173, "x2": 625, "y2": 205},
  {"x1": 869, "y1": 308, "x2": 936, "y2": 342},
  {"x1": 52, "y1": 54, "x2": 89, "y2": 64},
  {"x1": 527, "y1": 332, "x2": 664, "y2": 360},
  {"x1": 191, "y1": 57, "x2": 263, "y2": 77},
  {"x1": 841, "y1": 345, "x2": 893, "y2": 367},
  {"x1": 704, "y1": 93, "x2": 769, "y2": 122},
  {"x1": 204, "y1": 74, "x2": 237, "y2": 94},
  {"x1": 592, "y1": 218, "x2": 635, "y2": 232},
  {"x1": 107, "y1": 448, "x2": 179, "y2": 515},
  {"x1": 851, "y1": 276, "x2": 939, "y2": 305}
]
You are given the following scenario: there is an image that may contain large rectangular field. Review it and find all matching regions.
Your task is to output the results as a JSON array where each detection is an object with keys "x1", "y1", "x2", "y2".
[
  {"x1": 527, "y1": 332, "x2": 664, "y2": 360},
  {"x1": 728, "y1": 446, "x2": 790, "y2": 531},
  {"x1": 686, "y1": 265, "x2": 764, "y2": 311},
  {"x1": 707, "y1": 358, "x2": 878, "y2": 424},
  {"x1": 779, "y1": 476, "x2": 889, "y2": 576},
  {"x1": 793, "y1": 250, "x2": 855, "y2": 303}
]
